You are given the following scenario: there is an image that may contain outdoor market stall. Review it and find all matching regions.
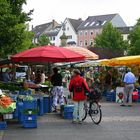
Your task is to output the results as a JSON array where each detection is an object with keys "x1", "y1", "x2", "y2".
[{"x1": 0, "y1": 45, "x2": 86, "y2": 129}]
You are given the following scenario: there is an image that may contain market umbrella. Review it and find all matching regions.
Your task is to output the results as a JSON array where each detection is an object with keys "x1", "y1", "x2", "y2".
[
  {"x1": 100, "y1": 59, "x2": 110, "y2": 66},
  {"x1": 109, "y1": 55, "x2": 140, "y2": 66},
  {"x1": 65, "y1": 46, "x2": 99, "y2": 60},
  {"x1": 11, "y1": 45, "x2": 85, "y2": 63}
]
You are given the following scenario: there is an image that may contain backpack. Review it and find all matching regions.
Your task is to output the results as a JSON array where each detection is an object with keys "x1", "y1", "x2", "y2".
[{"x1": 74, "y1": 79, "x2": 83, "y2": 92}]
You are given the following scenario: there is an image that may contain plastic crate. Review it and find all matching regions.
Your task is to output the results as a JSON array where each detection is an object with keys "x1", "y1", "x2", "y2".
[
  {"x1": 23, "y1": 100, "x2": 37, "y2": 109},
  {"x1": 64, "y1": 112, "x2": 73, "y2": 119},
  {"x1": 43, "y1": 97, "x2": 52, "y2": 113},
  {"x1": 0, "y1": 121, "x2": 7, "y2": 130},
  {"x1": 64, "y1": 105, "x2": 74, "y2": 112},
  {"x1": 23, "y1": 120, "x2": 37, "y2": 128},
  {"x1": 19, "y1": 90, "x2": 32, "y2": 95},
  {"x1": 24, "y1": 115, "x2": 37, "y2": 121},
  {"x1": 38, "y1": 98, "x2": 44, "y2": 116}
]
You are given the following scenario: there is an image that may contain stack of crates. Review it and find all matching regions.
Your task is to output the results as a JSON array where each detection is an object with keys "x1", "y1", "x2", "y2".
[
  {"x1": 37, "y1": 97, "x2": 44, "y2": 116},
  {"x1": 22, "y1": 100, "x2": 38, "y2": 128},
  {"x1": 0, "y1": 121, "x2": 7, "y2": 130},
  {"x1": 43, "y1": 96, "x2": 52, "y2": 113},
  {"x1": 136, "y1": 87, "x2": 140, "y2": 102},
  {"x1": 106, "y1": 91, "x2": 116, "y2": 102},
  {"x1": 64, "y1": 105, "x2": 74, "y2": 119}
]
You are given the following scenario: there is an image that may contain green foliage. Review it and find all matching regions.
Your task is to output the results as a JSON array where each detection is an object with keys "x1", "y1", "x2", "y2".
[
  {"x1": 39, "y1": 34, "x2": 51, "y2": 46},
  {"x1": 94, "y1": 23, "x2": 128, "y2": 52},
  {"x1": 0, "y1": 0, "x2": 33, "y2": 58},
  {"x1": 128, "y1": 18, "x2": 140, "y2": 55}
]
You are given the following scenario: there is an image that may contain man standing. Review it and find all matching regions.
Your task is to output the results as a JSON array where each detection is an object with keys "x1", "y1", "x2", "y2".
[
  {"x1": 122, "y1": 68, "x2": 136, "y2": 107},
  {"x1": 69, "y1": 69, "x2": 90, "y2": 123},
  {"x1": 51, "y1": 68, "x2": 64, "y2": 112}
]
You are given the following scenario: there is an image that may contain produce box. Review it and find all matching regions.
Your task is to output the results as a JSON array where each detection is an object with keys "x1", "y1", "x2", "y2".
[{"x1": 0, "y1": 121, "x2": 7, "y2": 130}]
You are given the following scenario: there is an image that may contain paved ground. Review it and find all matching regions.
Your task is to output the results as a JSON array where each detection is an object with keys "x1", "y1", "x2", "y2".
[{"x1": 1, "y1": 102, "x2": 140, "y2": 140}]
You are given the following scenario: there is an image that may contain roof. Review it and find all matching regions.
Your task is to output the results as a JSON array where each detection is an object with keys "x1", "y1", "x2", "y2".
[
  {"x1": 68, "y1": 18, "x2": 83, "y2": 32},
  {"x1": 77, "y1": 14, "x2": 117, "y2": 30},
  {"x1": 117, "y1": 26, "x2": 133, "y2": 34},
  {"x1": 44, "y1": 25, "x2": 61, "y2": 36},
  {"x1": 32, "y1": 22, "x2": 52, "y2": 38}
]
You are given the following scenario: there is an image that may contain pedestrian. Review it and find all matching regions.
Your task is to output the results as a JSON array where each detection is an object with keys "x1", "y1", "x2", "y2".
[
  {"x1": 40, "y1": 70, "x2": 46, "y2": 84},
  {"x1": 86, "y1": 67, "x2": 94, "y2": 88},
  {"x1": 121, "y1": 68, "x2": 136, "y2": 107},
  {"x1": 69, "y1": 69, "x2": 90, "y2": 124},
  {"x1": 51, "y1": 67, "x2": 64, "y2": 112}
]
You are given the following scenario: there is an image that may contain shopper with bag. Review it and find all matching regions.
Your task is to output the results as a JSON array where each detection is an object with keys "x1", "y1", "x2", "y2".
[{"x1": 69, "y1": 69, "x2": 90, "y2": 124}]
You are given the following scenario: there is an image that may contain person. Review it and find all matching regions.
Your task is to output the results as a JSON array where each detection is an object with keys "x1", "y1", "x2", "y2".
[
  {"x1": 35, "y1": 70, "x2": 41, "y2": 84},
  {"x1": 2, "y1": 69, "x2": 11, "y2": 82},
  {"x1": 69, "y1": 69, "x2": 90, "y2": 124},
  {"x1": 40, "y1": 70, "x2": 46, "y2": 84},
  {"x1": 121, "y1": 68, "x2": 136, "y2": 107},
  {"x1": 104, "y1": 70, "x2": 112, "y2": 91},
  {"x1": 86, "y1": 67, "x2": 94, "y2": 88},
  {"x1": 51, "y1": 67, "x2": 64, "y2": 112}
]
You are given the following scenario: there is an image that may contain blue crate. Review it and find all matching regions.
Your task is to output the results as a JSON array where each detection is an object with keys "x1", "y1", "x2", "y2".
[
  {"x1": 38, "y1": 98, "x2": 44, "y2": 116},
  {"x1": 64, "y1": 112, "x2": 73, "y2": 119},
  {"x1": 19, "y1": 89, "x2": 32, "y2": 95},
  {"x1": 0, "y1": 121, "x2": 7, "y2": 130},
  {"x1": 23, "y1": 115, "x2": 37, "y2": 121},
  {"x1": 23, "y1": 120, "x2": 37, "y2": 128},
  {"x1": 64, "y1": 105, "x2": 74, "y2": 112},
  {"x1": 43, "y1": 97, "x2": 52, "y2": 113},
  {"x1": 23, "y1": 100, "x2": 37, "y2": 109}
]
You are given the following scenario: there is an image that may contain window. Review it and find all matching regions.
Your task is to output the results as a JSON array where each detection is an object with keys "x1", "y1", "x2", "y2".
[
  {"x1": 90, "y1": 40, "x2": 94, "y2": 46},
  {"x1": 90, "y1": 31, "x2": 93, "y2": 35},
  {"x1": 67, "y1": 27, "x2": 69, "y2": 31},
  {"x1": 67, "y1": 35, "x2": 72, "y2": 39},
  {"x1": 79, "y1": 41, "x2": 83, "y2": 46},
  {"x1": 102, "y1": 20, "x2": 107, "y2": 25},
  {"x1": 90, "y1": 21, "x2": 95, "y2": 26},
  {"x1": 96, "y1": 22, "x2": 99, "y2": 26},
  {"x1": 53, "y1": 36, "x2": 55, "y2": 41},
  {"x1": 79, "y1": 31, "x2": 83, "y2": 35},
  {"x1": 49, "y1": 37, "x2": 52, "y2": 40},
  {"x1": 85, "y1": 40, "x2": 88, "y2": 46},
  {"x1": 84, "y1": 22, "x2": 90, "y2": 27},
  {"x1": 85, "y1": 31, "x2": 88, "y2": 36}
]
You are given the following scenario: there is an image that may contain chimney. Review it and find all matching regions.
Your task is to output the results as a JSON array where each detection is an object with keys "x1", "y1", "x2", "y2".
[{"x1": 52, "y1": 19, "x2": 55, "y2": 28}]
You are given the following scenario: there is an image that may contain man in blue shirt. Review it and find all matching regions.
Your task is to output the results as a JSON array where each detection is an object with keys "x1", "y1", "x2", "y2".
[{"x1": 122, "y1": 68, "x2": 136, "y2": 106}]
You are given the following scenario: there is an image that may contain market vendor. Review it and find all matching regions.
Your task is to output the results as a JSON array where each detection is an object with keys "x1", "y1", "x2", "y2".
[{"x1": 86, "y1": 67, "x2": 94, "y2": 88}]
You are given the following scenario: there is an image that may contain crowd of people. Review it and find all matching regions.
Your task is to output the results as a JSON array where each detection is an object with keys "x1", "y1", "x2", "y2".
[{"x1": 0, "y1": 65, "x2": 139, "y2": 124}]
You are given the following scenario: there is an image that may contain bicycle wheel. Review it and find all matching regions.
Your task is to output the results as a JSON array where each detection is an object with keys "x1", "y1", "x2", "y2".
[
  {"x1": 89, "y1": 102, "x2": 102, "y2": 124},
  {"x1": 82, "y1": 102, "x2": 88, "y2": 121}
]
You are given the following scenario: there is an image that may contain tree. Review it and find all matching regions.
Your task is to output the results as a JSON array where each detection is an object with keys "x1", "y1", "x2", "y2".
[
  {"x1": 0, "y1": 0, "x2": 33, "y2": 58},
  {"x1": 38, "y1": 34, "x2": 51, "y2": 46},
  {"x1": 94, "y1": 23, "x2": 128, "y2": 52},
  {"x1": 128, "y1": 18, "x2": 140, "y2": 55}
]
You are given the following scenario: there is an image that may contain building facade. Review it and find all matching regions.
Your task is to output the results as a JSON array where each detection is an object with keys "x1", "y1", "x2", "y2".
[
  {"x1": 77, "y1": 14, "x2": 127, "y2": 47},
  {"x1": 32, "y1": 20, "x2": 60, "y2": 45},
  {"x1": 55, "y1": 18, "x2": 83, "y2": 46}
]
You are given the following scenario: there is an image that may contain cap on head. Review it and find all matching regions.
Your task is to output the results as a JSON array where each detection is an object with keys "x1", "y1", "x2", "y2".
[{"x1": 73, "y1": 69, "x2": 81, "y2": 75}]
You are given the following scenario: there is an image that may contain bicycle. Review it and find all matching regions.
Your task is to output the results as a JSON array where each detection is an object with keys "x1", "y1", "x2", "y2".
[{"x1": 82, "y1": 88, "x2": 102, "y2": 124}]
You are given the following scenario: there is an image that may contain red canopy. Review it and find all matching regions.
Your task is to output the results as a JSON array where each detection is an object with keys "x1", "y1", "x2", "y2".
[{"x1": 11, "y1": 45, "x2": 85, "y2": 63}]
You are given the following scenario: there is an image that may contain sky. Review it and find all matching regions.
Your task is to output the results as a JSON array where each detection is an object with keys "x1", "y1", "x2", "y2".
[{"x1": 23, "y1": 0, "x2": 140, "y2": 27}]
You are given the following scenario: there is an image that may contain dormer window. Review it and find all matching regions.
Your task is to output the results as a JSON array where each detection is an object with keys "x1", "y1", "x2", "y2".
[
  {"x1": 90, "y1": 21, "x2": 95, "y2": 26},
  {"x1": 102, "y1": 20, "x2": 107, "y2": 25},
  {"x1": 84, "y1": 22, "x2": 90, "y2": 27}
]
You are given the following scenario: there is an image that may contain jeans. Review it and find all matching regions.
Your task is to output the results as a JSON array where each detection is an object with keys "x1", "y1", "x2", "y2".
[
  {"x1": 73, "y1": 101, "x2": 84, "y2": 121},
  {"x1": 123, "y1": 84, "x2": 134, "y2": 105}
]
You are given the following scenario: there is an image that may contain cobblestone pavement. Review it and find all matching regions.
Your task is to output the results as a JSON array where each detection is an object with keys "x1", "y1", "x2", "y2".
[{"x1": 1, "y1": 102, "x2": 140, "y2": 140}]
